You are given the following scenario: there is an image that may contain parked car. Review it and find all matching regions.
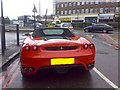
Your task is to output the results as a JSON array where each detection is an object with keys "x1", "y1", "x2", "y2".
[
  {"x1": 20, "y1": 28, "x2": 95, "y2": 77},
  {"x1": 36, "y1": 23, "x2": 46, "y2": 28},
  {"x1": 60, "y1": 23, "x2": 74, "y2": 30},
  {"x1": 84, "y1": 23, "x2": 113, "y2": 33}
]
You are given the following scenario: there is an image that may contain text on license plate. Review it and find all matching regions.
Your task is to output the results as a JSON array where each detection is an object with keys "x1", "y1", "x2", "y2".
[{"x1": 51, "y1": 58, "x2": 74, "y2": 65}]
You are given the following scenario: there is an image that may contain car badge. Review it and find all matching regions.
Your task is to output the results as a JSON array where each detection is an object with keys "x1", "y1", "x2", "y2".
[{"x1": 60, "y1": 47, "x2": 63, "y2": 50}]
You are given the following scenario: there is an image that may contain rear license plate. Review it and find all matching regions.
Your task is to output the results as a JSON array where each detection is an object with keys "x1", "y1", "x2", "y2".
[{"x1": 51, "y1": 58, "x2": 74, "y2": 65}]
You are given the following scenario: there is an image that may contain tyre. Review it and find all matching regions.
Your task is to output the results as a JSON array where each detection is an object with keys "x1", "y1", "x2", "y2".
[
  {"x1": 84, "y1": 29, "x2": 89, "y2": 32},
  {"x1": 21, "y1": 71, "x2": 29, "y2": 77},
  {"x1": 21, "y1": 71, "x2": 34, "y2": 78}
]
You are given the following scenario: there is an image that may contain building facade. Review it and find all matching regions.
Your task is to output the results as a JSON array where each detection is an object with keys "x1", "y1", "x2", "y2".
[{"x1": 53, "y1": 0, "x2": 120, "y2": 23}]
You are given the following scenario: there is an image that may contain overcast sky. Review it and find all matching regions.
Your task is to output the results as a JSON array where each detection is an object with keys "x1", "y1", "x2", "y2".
[{"x1": 0, "y1": 0, "x2": 53, "y2": 19}]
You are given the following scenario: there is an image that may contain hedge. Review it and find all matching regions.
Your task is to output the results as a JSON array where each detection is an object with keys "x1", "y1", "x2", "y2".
[
  {"x1": 104, "y1": 22, "x2": 119, "y2": 29},
  {"x1": 72, "y1": 22, "x2": 92, "y2": 29},
  {"x1": 72, "y1": 22, "x2": 119, "y2": 29}
]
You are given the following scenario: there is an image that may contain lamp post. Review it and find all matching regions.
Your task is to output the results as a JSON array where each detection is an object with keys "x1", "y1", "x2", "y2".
[
  {"x1": 32, "y1": 4, "x2": 37, "y2": 30},
  {"x1": 44, "y1": 9, "x2": 48, "y2": 26},
  {"x1": 1, "y1": 0, "x2": 6, "y2": 54}
]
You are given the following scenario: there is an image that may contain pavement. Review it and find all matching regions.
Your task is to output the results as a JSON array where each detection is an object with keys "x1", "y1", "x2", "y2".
[
  {"x1": 0, "y1": 45, "x2": 20, "y2": 69},
  {"x1": 0, "y1": 29, "x2": 119, "y2": 71}
]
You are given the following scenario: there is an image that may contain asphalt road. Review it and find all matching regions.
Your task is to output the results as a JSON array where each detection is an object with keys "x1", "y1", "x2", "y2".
[
  {"x1": 1, "y1": 30, "x2": 119, "y2": 89},
  {"x1": 0, "y1": 31, "x2": 30, "y2": 50}
]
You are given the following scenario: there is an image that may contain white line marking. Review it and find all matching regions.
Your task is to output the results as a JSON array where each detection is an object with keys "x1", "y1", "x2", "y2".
[
  {"x1": 93, "y1": 67, "x2": 120, "y2": 90},
  {"x1": 106, "y1": 34, "x2": 118, "y2": 44}
]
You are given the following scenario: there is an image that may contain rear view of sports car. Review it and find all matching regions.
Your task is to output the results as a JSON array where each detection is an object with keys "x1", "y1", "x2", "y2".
[{"x1": 20, "y1": 28, "x2": 95, "y2": 77}]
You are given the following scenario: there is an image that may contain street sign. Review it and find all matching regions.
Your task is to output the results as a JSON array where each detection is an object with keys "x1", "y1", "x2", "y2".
[{"x1": 32, "y1": 4, "x2": 37, "y2": 13}]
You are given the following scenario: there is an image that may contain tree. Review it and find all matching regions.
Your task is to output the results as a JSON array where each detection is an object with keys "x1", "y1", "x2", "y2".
[
  {"x1": 4, "y1": 16, "x2": 11, "y2": 24},
  {"x1": 118, "y1": 1, "x2": 120, "y2": 7}
]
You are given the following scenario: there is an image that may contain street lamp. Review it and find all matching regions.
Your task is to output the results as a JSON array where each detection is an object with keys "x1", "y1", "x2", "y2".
[
  {"x1": 32, "y1": 4, "x2": 37, "y2": 30},
  {"x1": 1, "y1": 0, "x2": 6, "y2": 54}
]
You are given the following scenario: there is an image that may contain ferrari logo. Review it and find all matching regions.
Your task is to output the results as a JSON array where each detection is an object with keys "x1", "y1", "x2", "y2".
[{"x1": 60, "y1": 47, "x2": 63, "y2": 50}]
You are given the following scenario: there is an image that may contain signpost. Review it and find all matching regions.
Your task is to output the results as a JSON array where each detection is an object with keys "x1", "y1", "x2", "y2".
[
  {"x1": 1, "y1": 0, "x2": 6, "y2": 54},
  {"x1": 32, "y1": 4, "x2": 37, "y2": 30}
]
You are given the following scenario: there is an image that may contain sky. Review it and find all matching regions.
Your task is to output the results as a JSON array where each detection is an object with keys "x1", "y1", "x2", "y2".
[{"x1": 0, "y1": 0, "x2": 53, "y2": 20}]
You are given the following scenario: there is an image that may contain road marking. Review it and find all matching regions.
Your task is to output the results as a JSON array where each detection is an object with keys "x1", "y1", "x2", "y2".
[
  {"x1": 3, "y1": 68, "x2": 19, "y2": 89},
  {"x1": 99, "y1": 34, "x2": 119, "y2": 49},
  {"x1": 0, "y1": 60, "x2": 19, "y2": 85},
  {"x1": 106, "y1": 34, "x2": 118, "y2": 44},
  {"x1": 93, "y1": 67, "x2": 120, "y2": 90}
]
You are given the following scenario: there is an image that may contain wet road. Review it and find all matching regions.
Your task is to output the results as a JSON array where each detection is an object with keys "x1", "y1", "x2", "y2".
[
  {"x1": 0, "y1": 31, "x2": 28, "y2": 49},
  {"x1": 1, "y1": 30, "x2": 119, "y2": 89}
]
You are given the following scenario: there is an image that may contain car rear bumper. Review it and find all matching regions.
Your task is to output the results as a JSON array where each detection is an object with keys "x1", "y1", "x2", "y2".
[{"x1": 20, "y1": 54, "x2": 95, "y2": 75}]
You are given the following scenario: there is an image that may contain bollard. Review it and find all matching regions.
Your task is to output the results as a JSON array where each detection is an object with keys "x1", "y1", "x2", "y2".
[{"x1": 16, "y1": 24, "x2": 19, "y2": 46}]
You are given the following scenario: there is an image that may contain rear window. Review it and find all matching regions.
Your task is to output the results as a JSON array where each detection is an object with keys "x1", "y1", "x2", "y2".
[{"x1": 43, "y1": 29, "x2": 64, "y2": 35}]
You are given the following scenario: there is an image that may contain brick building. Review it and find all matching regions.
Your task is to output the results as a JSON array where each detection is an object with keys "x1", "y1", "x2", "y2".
[{"x1": 53, "y1": 0, "x2": 120, "y2": 23}]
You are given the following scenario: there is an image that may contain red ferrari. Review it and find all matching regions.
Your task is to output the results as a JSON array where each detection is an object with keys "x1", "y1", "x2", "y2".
[{"x1": 20, "y1": 28, "x2": 95, "y2": 77}]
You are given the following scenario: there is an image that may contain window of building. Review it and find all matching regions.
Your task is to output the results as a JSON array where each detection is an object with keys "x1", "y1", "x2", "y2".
[
  {"x1": 81, "y1": 2, "x2": 84, "y2": 5},
  {"x1": 57, "y1": 4, "x2": 59, "y2": 8},
  {"x1": 115, "y1": 7, "x2": 120, "y2": 13},
  {"x1": 77, "y1": 9, "x2": 80, "y2": 13},
  {"x1": 86, "y1": 2, "x2": 89, "y2": 4},
  {"x1": 99, "y1": 2, "x2": 104, "y2": 4},
  {"x1": 100, "y1": 8, "x2": 103, "y2": 13},
  {"x1": 104, "y1": 8, "x2": 109, "y2": 13},
  {"x1": 94, "y1": 8, "x2": 98, "y2": 13},
  {"x1": 65, "y1": 3, "x2": 67, "y2": 7},
  {"x1": 77, "y1": 2, "x2": 80, "y2": 5},
  {"x1": 61, "y1": 11, "x2": 64, "y2": 15},
  {"x1": 65, "y1": 10, "x2": 67, "y2": 15},
  {"x1": 73, "y1": 10, "x2": 76, "y2": 14},
  {"x1": 95, "y1": 1, "x2": 99, "y2": 4},
  {"x1": 110, "y1": 7, "x2": 115, "y2": 13},
  {"x1": 69, "y1": 10, "x2": 71, "y2": 14},
  {"x1": 73, "y1": 2, "x2": 76, "y2": 6},
  {"x1": 61, "y1": 4, "x2": 64, "y2": 7},
  {"x1": 90, "y1": 8, "x2": 93, "y2": 13},
  {"x1": 69, "y1": 3, "x2": 72, "y2": 6},
  {"x1": 85, "y1": 9, "x2": 89, "y2": 13},
  {"x1": 81, "y1": 9, "x2": 84, "y2": 13},
  {"x1": 91, "y1": 2, "x2": 94, "y2": 4},
  {"x1": 57, "y1": 11, "x2": 59, "y2": 15}
]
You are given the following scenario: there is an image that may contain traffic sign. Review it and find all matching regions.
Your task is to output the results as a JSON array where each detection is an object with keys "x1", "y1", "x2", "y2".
[{"x1": 32, "y1": 4, "x2": 37, "y2": 13}]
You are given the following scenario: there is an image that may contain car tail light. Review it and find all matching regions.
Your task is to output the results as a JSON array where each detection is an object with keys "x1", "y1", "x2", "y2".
[
  {"x1": 83, "y1": 44, "x2": 88, "y2": 49},
  {"x1": 25, "y1": 46, "x2": 30, "y2": 51},
  {"x1": 89, "y1": 43, "x2": 94, "y2": 49},
  {"x1": 32, "y1": 46, "x2": 38, "y2": 51}
]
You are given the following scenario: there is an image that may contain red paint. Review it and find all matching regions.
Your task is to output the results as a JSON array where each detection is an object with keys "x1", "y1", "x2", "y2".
[
  {"x1": 3, "y1": 68, "x2": 19, "y2": 89},
  {"x1": 99, "y1": 34, "x2": 119, "y2": 49},
  {"x1": 0, "y1": 61, "x2": 19, "y2": 86}
]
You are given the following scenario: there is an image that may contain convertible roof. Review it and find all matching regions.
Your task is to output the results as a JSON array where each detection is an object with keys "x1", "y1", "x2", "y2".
[{"x1": 32, "y1": 28, "x2": 75, "y2": 38}]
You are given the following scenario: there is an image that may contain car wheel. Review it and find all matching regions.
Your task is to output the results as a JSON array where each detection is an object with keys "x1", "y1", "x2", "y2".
[
  {"x1": 82, "y1": 68, "x2": 90, "y2": 73},
  {"x1": 84, "y1": 29, "x2": 89, "y2": 32},
  {"x1": 21, "y1": 71, "x2": 28, "y2": 77},
  {"x1": 21, "y1": 71, "x2": 34, "y2": 78},
  {"x1": 103, "y1": 30, "x2": 108, "y2": 33}
]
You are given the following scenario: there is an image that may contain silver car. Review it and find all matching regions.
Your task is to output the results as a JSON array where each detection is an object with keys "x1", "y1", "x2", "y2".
[{"x1": 60, "y1": 23, "x2": 74, "y2": 31}]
